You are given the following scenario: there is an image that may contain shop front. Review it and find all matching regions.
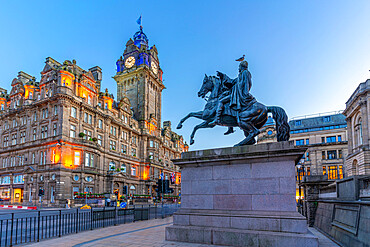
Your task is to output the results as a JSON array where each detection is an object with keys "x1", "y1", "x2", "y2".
[{"x1": 0, "y1": 187, "x2": 10, "y2": 202}]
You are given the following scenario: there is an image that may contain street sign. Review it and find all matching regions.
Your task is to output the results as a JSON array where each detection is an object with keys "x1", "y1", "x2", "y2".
[{"x1": 120, "y1": 202, "x2": 127, "y2": 208}]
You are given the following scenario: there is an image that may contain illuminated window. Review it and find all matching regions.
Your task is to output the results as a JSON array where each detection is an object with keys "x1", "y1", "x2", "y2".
[
  {"x1": 339, "y1": 165, "x2": 343, "y2": 179},
  {"x1": 322, "y1": 151, "x2": 326, "y2": 160},
  {"x1": 338, "y1": 150, "x2": 342, "y2": 159},
  {"x1": 328, "y1": 166, "x2": 338, "y2": 180},
  {"x1": 51, "y1": 149, "x2": 56, "y2": 163},
  {"x1": 74, "y1": 151, "x2": 80, "y2": 165}
]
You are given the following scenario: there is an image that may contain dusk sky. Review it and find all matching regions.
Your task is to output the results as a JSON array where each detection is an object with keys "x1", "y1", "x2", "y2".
[{"x1": 1, "y1": 1, "x2": 370, "y2": 150}]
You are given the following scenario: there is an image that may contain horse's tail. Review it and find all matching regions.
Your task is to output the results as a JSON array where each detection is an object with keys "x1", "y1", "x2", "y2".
[{"x1": 267, "y1": 106, "x2": 290, "y2": 142}]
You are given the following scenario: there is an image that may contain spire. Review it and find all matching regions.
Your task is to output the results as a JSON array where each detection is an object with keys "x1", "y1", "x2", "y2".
[{"x1": 133, "y1": 26, "x2": 149, "y2": 48}]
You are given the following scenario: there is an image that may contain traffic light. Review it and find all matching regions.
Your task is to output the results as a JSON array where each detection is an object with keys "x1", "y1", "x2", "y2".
[
  {"x1": 164, "y1": 180, "x2": 170, "y2": 194},
  {"x1": 156, "y1": 179, "x2": 163, "y2": 193},
  {"x1": 123, "y1": 185, "x2": 128, "y2": 195},
  {"x1": 38, "y1": 188, "x2": 44, "y2": 197},
  {"x1": 114, "y1": 189, "x2": 119, "y2": 197}
]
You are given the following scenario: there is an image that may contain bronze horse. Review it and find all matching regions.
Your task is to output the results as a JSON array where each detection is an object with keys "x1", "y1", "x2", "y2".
[{"x1": 177, "y1": 75, "x2": 290, "y2": 146}]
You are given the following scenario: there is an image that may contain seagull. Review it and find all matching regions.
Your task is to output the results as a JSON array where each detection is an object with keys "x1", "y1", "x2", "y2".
[{"x1": 236, "y1": 55, "x2": 245, "y2": 62}]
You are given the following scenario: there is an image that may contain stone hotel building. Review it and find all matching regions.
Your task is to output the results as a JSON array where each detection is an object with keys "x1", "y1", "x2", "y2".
[{"x1": 0, "y1": 26, "x2": 188, "y2": 206}]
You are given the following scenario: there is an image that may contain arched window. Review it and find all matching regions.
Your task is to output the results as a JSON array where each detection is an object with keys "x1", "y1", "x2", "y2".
[
  {"x1": 354, "y1": 116, "x2": 363, "y2": 147},
  {"x1": 352, "y1": 159, "x2": 359, "y2": 175}
]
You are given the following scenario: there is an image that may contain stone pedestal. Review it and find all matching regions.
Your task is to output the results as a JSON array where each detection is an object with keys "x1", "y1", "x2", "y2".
[{"x1": 166, "y1": 142, "x2": 318, "y2": 246}]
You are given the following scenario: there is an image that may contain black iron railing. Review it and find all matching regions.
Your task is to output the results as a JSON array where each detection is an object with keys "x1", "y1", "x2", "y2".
[{"x1": 0, "y1": 204, "x2": 180, "y2": 246}]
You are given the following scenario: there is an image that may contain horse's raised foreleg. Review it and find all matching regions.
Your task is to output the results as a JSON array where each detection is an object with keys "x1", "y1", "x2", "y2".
[
  {"x1": 190, "y1": 121, "x2": 214, "y2": 145},
  {"x1": 177, "y1": 111, "x2": 204, "y2": 129}
]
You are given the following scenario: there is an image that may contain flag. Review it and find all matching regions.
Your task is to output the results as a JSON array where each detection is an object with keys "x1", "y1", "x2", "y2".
[{"x1": 136, "y1": 16, "x2": 142, "y2": 25}]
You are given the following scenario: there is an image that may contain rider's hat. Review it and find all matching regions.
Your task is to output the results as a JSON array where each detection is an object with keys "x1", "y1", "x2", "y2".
[{"x1": 240, "y1": 60, "x2": 248, "y2": 69}]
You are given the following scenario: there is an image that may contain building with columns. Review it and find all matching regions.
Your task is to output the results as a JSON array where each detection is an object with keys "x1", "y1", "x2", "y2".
[
  {"x1": 343, "y1": 79, "x2": 370, "y2": 176},
  {"x1": 0, "y1": 26, "x2": 188, "y2": 206},
  {"x1": 258, "y1": 112, "x2": 348, "y2": 199}
]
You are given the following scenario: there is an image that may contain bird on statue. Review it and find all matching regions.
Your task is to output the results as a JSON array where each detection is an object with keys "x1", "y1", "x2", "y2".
[{"x1": 235, "y1": 55, "x2": 245, "y2": 61}]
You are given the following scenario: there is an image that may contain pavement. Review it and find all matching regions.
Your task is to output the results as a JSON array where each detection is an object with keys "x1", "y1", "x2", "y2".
[{"x1": 26, "y1": 217, "x2": 339, "y2": 247}]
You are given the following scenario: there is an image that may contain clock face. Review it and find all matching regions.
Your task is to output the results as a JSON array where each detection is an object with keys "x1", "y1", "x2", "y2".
[
  {"x1": 151, "y1": 61, "x2": 158, "y2": 74},
  {"x1": 125, "y1": 56, "x2": 135, "y2": 68}
]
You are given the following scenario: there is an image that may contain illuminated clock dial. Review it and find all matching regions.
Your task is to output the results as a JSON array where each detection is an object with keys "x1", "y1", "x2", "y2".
[
  {"x1": 125, "y1": 56, "x2": 135, "y2": 68},
  {"x1": 151, "y1": 61, "x2": 158, "y2": 74}
]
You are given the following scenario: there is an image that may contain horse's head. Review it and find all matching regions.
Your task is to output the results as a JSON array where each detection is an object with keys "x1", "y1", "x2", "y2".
[{"x1": 198, "y1": 74, "x2": 214, "y2": 99}]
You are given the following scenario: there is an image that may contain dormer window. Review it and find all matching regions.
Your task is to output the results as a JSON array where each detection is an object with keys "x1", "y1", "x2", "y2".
[
  {"x1": 29, "y1": 92, "x2": 33, "y2": 99},
  {"x1": 105, "y1": 103, "x2": 108, "y2": 109}
]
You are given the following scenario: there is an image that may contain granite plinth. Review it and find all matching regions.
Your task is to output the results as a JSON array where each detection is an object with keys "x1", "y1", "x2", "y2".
[{"x1": 166, "y1": 141, "x2": 318, "y2": 246}]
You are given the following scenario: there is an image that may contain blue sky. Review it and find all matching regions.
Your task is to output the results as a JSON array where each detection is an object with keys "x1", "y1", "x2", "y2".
[{"x1": 1, "y1": 1, "x2": 370, "y2": 150}]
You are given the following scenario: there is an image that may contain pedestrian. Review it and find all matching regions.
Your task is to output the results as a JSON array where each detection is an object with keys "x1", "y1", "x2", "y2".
[{"x1": 65, "y1": 199, "x2": 69, "y2": 209}]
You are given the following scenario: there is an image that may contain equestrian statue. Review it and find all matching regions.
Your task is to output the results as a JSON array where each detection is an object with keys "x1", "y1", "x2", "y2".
[{"x1": 177, "y1": 59, "x2": 290, "y2": 146}]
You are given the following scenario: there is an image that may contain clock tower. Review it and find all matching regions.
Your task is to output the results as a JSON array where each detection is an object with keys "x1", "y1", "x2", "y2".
[{"x1": 113, "y1": 26, "x2": 164, "y2": 129}]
